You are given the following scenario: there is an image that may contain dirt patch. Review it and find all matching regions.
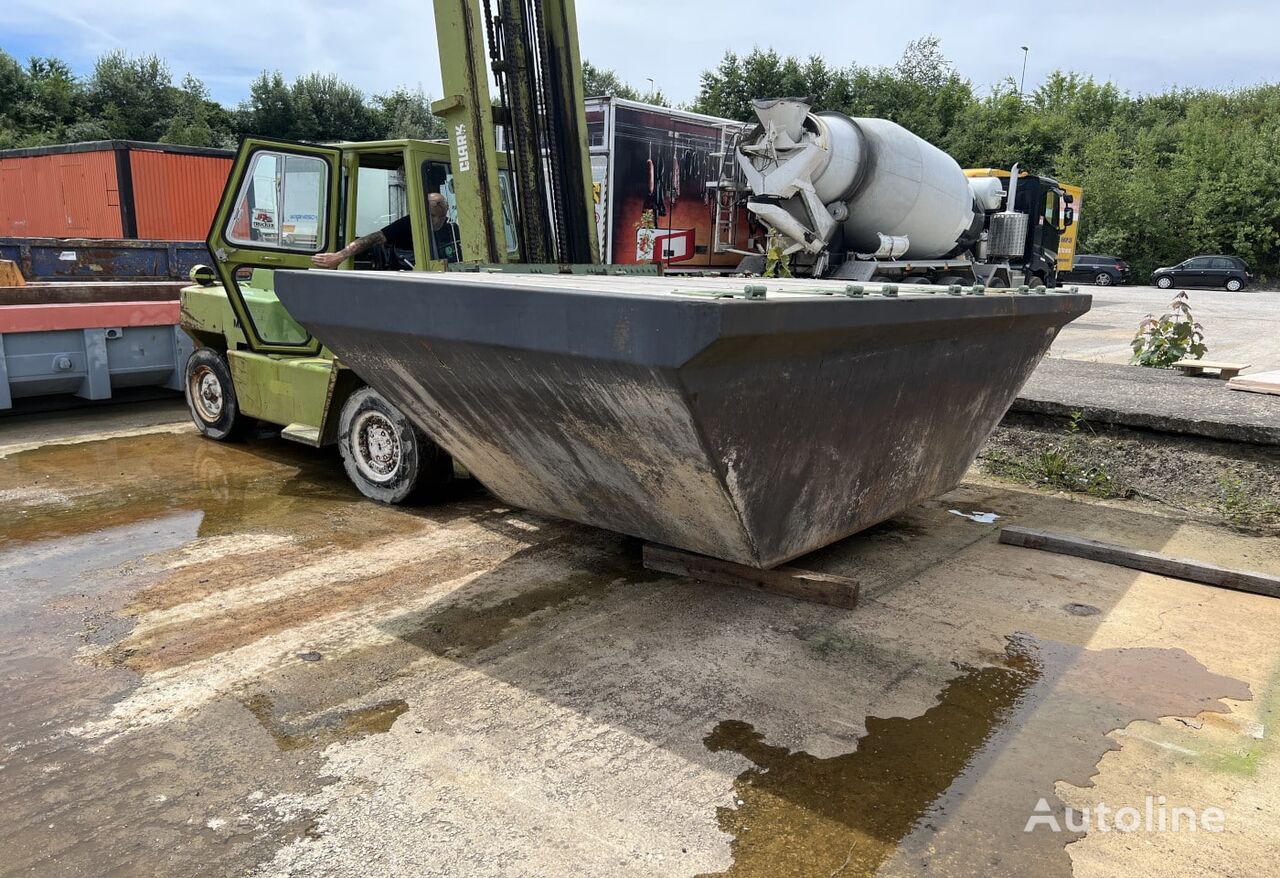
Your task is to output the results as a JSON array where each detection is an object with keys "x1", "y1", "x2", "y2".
[{"x1": 980, "y1": 412, "x2": 1280, "y2": 533}]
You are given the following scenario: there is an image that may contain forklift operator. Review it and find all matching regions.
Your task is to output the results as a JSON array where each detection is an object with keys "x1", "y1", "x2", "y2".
[{"x1": 311, "y1": 193, "x2": 461, "y2": 269}]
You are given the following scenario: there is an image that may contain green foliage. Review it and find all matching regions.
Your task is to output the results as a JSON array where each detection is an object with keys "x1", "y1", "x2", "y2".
[
  {"x1": 1217, "y1": 471, "x2": 1280, "y2": 526},
  {"x1": 983, "y1": 412, "x2": 1126, "y2": 499},
  {"x1": 236, "y1": 71, "x2": 384, "y2": 141},
  {"x1": 1130, "y1": 291, "x2": 1208, "y2": 367},
  {"x1": 373, "y1": 87, "x2": 445, "y2": 140},
  {"x1": 581, "y1": 60, "x2": 667, "y2": 106},
  {"x1": 0, "y1": 49, "x2": 443, "y2": 152},
  {"x1": 763, "y1": 235, "x2": 792, "y2": 278},
  {"x1": 86, "y1": 51, "x2": 179, "y2": 140}
]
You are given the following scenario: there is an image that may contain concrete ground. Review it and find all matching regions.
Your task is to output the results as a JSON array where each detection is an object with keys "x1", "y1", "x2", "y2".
[
  {"x1": 1048, "y1": 283, "x2": 1280, "y2": 372},
  {"x1": 3, "y1": 408, "x2": 1280, "y2": 877},
  {"x1": 1014, "y1": 359, "x2": 1280, "y2": 445}
]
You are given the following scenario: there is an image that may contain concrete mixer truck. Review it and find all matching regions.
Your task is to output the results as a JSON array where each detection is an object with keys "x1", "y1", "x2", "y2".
[{"x1": 725, "y1": 97, "x2": 1075, "y2": 287}]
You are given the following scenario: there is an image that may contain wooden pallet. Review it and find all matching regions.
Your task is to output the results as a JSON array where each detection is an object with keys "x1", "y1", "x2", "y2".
[
  {"x1": 642, "y1": 544, "x2": 860, "y2": 609},
  {"x1": 1173, "y1": 359, "x2": 1250, "y2": 380}
]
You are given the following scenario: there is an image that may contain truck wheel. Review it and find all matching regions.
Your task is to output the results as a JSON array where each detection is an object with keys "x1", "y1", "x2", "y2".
[
  {"x1": 1156, "y1": 276, "x2": 1173, "y2": 289},
  {"x1": 986, "y1": 275, "x2": 1010, "y2": 289},
  {"x1": 185, "y1": 348, "x2": 245, "y2": 441},
  {"x1": 338, "y1": 387, "x2": 452, "y2": 504}
]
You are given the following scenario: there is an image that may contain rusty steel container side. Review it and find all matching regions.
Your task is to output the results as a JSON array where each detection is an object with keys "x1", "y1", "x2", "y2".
[
  {"x1": 275, "y1": 271, "x2": 1091, "y2": 568},
  {"x1": 0, "y1": 141, "x2": 233, "y2": 242},
  {"x1": 129, "y1": 149, "x2": 233, "y2": 241},
  {"x1": 0, "y1": 149, "x2": 123, "y2": 238}
]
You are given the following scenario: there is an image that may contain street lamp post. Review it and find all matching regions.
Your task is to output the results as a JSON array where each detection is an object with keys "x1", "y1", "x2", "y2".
[{"x1": 1019, "y1": 46, "x2": 1029, "y2": 97}]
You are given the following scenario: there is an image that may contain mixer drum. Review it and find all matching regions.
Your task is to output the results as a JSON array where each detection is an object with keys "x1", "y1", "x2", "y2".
[{"x1": 819, "y1": 113, "x2": 981, "y2": 258}]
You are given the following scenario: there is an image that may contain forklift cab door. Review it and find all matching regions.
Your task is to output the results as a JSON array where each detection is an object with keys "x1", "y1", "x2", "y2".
[{"x1": 207, "y1": 138, "x2": 343, "y2": 355}]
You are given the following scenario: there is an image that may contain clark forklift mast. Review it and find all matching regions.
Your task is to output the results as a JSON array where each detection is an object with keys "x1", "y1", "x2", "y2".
[
  {"x1": 180, "y1": 0, "x2": 610, "y2": 503},
  {"x1": 431, "y1": 0, "x2": 598, "y2": 265}
]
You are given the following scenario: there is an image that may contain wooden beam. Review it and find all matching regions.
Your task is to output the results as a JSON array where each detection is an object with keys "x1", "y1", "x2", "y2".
[
  {"x1": 999, "y1": 525, "x2": 1280, "y2": 599},
  {"x1": 642, "y1": 544, "x2": 860, "y2": 609}
]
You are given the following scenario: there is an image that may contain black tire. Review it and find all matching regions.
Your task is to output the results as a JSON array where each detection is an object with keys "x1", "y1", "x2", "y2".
[
  {"x1": 1156, "y1": 276, "x2": 1173, "y2": 289},
  {"x1": 985, "y1": 273, "x2": 1010, "y2": 289},
  {"x1": 1225, "y1": 277, "x2": 1244, "y2": 292},
  {"x1": 184, "y1": 348, "x2": 245, "y2": 441},
  {"x1": 935, "y1": 275, "x2": 969, "y2": 287},
  {"x1": 1093, "y1": 272, "x2": 1113, "y2": 287},
  {"x1": 338, "y1": 387, "x2": 452, "y2": 504}
]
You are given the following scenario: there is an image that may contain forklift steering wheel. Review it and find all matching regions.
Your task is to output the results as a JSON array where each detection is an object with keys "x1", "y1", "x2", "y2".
[
  {"x1": 371, "y1": 242, "x2": 414, "y2": 271},
  {"x1": 390, "y1": 246, "x2": 415, "y2": 271}
]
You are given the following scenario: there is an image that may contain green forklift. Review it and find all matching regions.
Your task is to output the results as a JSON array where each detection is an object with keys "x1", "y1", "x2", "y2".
[{"x1": 180, "y1": 0, "x2": 617, "y2": 503}]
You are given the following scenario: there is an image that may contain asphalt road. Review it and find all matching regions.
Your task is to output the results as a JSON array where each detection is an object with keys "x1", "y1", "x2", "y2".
[{"x1": 1050, "y1": 283, "x2": 1280, "y2": 372}]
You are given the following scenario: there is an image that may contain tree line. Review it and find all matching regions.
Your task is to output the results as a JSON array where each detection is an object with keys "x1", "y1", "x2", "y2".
[
  {"x1": 3, "y1": 40, "x2": 1279, "y2": 279},
  {"x1": 0, "y1": 49, "x2": 443, "y2": 151}
]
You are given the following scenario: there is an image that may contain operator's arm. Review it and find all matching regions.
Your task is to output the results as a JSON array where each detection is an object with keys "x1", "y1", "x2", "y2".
[{"x1": 310, "y1": 229, "x2": 386, "y2": 269}]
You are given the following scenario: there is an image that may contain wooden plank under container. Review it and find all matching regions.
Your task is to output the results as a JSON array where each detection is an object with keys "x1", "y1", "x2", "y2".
[
  {"x1": 642, "y1": 543, "x2": 861, "y2": 609},
  {"x1": 999, "y1": 525, "x2": 1280, "y2": 599}
]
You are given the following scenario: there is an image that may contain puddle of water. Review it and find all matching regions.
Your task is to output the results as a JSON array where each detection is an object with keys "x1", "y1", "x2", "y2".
[
  {"x1": 401, "y1": 574, "x2": 607, "y2": 658},
  {"x1": 245, "y1": 693, "x2": 409, "y2": 751},
  {"x1": 701, "y1": 634, "x2": 1250, "y2": 878},
  {"x1": 0, "y1": 431, "x2": 412, "y2": 551}
]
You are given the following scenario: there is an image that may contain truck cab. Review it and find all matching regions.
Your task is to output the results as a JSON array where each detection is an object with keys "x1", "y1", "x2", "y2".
[
  {"x1": 180, "y1": 137, "x2": 522, "y2": 502},
  {"x1": 965, "y1": 168, "x2": 1079, "y2": 287}
]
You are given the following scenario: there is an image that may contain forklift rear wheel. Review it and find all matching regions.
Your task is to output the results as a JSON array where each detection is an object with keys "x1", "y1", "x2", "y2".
[
  {"x1": 338, "y1": 387, "x2": 453, "y2": 504},
  {"x1": 185, "y1": 348, "x2": 245, "y2": 441}
]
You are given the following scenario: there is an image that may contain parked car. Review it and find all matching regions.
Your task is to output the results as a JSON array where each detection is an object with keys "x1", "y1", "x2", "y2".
[
  {"x1": 1061, "y1": 254, "x2": 1132, "y2": 286},
  {"x1": 1152, "y1": 255, "x2": 1252, "y2": 291}
]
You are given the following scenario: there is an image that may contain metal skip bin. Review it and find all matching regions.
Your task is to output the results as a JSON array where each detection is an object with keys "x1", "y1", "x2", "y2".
[{"x1": 274, "y1": 271, "x2": 1091, "y2": 568}]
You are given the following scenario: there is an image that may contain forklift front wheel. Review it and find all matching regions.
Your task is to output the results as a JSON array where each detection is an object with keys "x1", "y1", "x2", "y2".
[
  {"x1": 338, "y1": 387, "x2": 452, "y2": 504},
  {"x1": 185, "y1": 348, "x2": 245, "y2": 441}
]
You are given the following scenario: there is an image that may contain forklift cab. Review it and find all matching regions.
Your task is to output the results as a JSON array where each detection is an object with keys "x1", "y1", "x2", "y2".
[
  {"x1": 179, "y1": 137, "x2": 521, "y2": 502},
  {"x1": 195, "y1": 137, "x2": 520, "y2": 356}
]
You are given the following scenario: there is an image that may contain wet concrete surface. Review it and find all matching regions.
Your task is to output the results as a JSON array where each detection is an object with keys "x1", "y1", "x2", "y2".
[{"x1": 3, "y1": 416, "x2": 1280, "y2": 877}]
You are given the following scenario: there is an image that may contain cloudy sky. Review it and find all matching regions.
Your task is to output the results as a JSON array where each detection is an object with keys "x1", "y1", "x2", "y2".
[{"x1": 2, "y1": 1, "x2": 1278, "y2": 107}]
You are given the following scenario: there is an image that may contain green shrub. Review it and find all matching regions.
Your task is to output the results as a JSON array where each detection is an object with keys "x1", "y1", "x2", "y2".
[{"x1": 1131, "y1": 291, "x2": 1208, "y2": 368}]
